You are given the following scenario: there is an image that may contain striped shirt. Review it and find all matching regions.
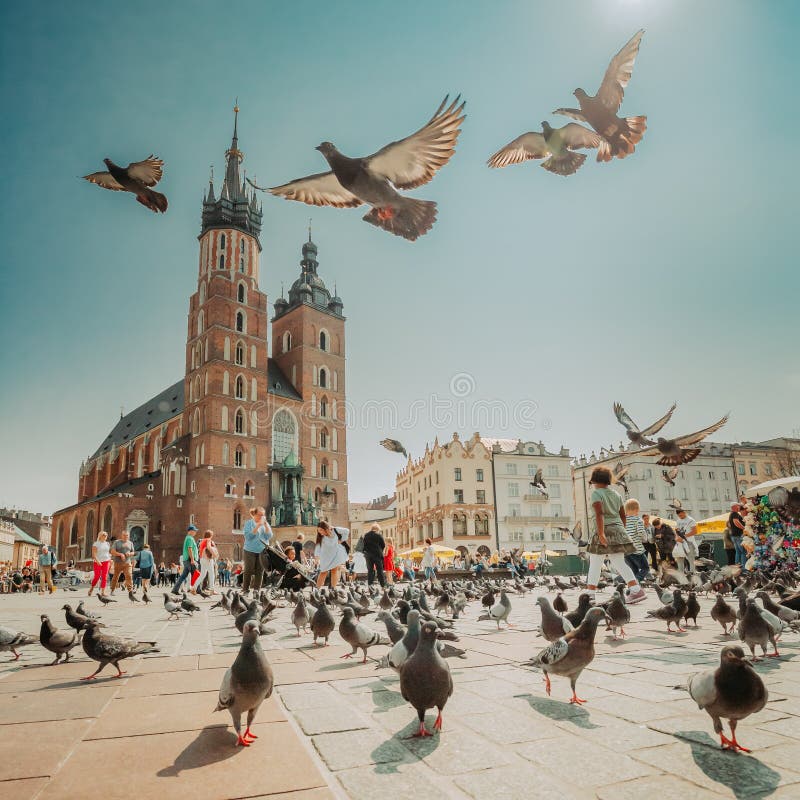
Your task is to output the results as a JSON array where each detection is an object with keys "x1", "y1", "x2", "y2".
[{"x1": 624, "y1": 515, "x2": 646, "y2": 554}]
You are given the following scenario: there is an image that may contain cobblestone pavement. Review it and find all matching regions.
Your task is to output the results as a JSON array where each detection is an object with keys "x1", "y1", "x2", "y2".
[{"x1": 1, "y1": 584, "x2": 799, "y2": 799}]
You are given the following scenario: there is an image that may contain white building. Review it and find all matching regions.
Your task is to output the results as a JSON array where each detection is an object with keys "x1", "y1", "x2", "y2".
[
  {"x1": 486, "y1": 439, "x2": 577, "y2": 555},
  {"x1": 572, "y1": 441, "x2": 738, "y2": 535},
  {"x1": 348, "y1": 494, "x2": 398, "y2": 543}
]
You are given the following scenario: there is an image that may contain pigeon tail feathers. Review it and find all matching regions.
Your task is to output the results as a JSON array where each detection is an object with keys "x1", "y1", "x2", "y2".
[
  {"x1": 136, "y1": 188, "x2": 168, "y2": 213},
  {"x1": 362, "y1": 198, "x2": 437, "y2": 241},
  {"x1": 541, "y1": 151, "x2": 586, "y2": 177}
]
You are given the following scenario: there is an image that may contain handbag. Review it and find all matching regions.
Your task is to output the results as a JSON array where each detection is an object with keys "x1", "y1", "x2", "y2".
[{"x1": 354, "y1": 536, "x2": 365, "y2": 554}]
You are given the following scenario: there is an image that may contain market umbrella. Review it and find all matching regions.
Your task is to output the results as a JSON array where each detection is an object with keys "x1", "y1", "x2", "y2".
[
  {"x1": 696, "y1": 513, "x2": 729, "y2": 534},
  {"x1": 745, "y1": 476, "x2": 800, "y2": 498},
  {"x1": 401, "y1": 544, "x2": 458, "y2": 559}
]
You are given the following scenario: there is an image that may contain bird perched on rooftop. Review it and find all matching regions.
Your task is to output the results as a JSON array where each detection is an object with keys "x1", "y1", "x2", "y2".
[
  {"x1": 646, "y1": 415, "x2": 730, "y2": 466},
  {"x1": 39, "y1": 615, "x2": 80, "y2": 665},
  {"x1": 710, "y1": 594, "x2": 738, "y2": 636},
  {"x1": 554, "y1": 30, "x2": 647, "y2": 161},
  {"x1": 478, "y1": 590, "x2": 512, "y2": 629},
  {"x1": 662, "y1": 467, "x2": 679, "y2": 487},
  {"x1": 685, "y1": 645, "x2": 767, "y2": 753},
  {"x1": 80, "y1": 620, "x2": 158, "y2": 680},
  {"x1": 339, "y1": 607, "x2": 386, "y2": 663},
  {"x1": 82, "y1": 155, "x2": 168, "y2": 213},
  {"x1": 523, "y1": 607, "x2": 606, "y2": 704},
  {"x1": 380, "y1": 438, "x2": 409, "y2": 458},
  {"x1": 0, "y1": 625, "x2": 37, "y2": 661},
  {"x1": 487, "y1": 121, "x2": 609, "y2": 176},
  {"x1": 613, "y1": 402, "x2": 676, "y2": 448},
  {"x1": 400, "y1": 621, "x2": 454, "y2": 738},
  {"x1": 215, "y1": 620, "x2": 274, "y2": 747},
  {"x1": 267, "y1": 95, "x2": 466, "y2": 241}
]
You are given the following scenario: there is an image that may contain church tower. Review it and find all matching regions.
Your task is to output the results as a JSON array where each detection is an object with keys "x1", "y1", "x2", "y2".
[
  {"x1": 182, "y1": 106, "x2": 272, "y2": 545},
  {"x1": 271, "y1": 232, "x2": 348, "y2": 523}
]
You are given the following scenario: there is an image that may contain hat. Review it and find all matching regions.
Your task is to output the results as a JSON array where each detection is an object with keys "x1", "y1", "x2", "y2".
[{"x1": 187, "y1": 525, "x2": 198, "y2": 531}]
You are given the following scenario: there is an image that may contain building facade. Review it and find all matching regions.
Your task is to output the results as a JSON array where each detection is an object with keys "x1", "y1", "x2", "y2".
[
  {"x1": 51, "y1": 110, "x2": 349, "y2": 566},
  {"x1": 395, "y1": 433, "x2": 495, "y2": 556},
  {"x1": 485, "y1": 439, "x2": 577, "y2": 555},
  {"x1": 733, "y1": 438, "x2": 800, "y2": 496}
]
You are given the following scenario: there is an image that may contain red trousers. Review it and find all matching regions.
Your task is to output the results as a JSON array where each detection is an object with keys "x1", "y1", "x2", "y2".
[{"x1": 91, "y1": 560, "x2": 111, "y2": 589}]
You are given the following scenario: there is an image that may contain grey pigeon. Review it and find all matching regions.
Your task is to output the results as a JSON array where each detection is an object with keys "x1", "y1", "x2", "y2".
[
  {"x1": 376, "y1": 610, "x2": 406, "y2": 645},
  {"x1": 82, "y1": 155, "x2": 168, "y2": 213},
  {"x1": 163, "y1": 593, "x2": 187, "y2": 620},
  {"x1": 292, "y1": 596, "x2": 310, "y2": 636},
  {"x1": 380, "y1": 438, "x2": 408, "y2": 458},
  {"x1": 181, "y1": 593, "x2": 201, "y2": 614},
  {"x1": 554, "y1": 30, "x2": 647, "y2": 160},
  {"x1": 63, "y1": 603, "x2": 101, "y2": 632},
  {"x1": 536, "y1": 596, "x2": 573, "y2": 642},
  {"x1": 215, "y1": 620, "x2": 274, "y2": 747},
  {"x1": 76, "y1": 601, "x2": 101, "y2": 619},
  {"x1": 388, "y1": 609, "x2": 422, "y2": 673},
  {"x1": 686, "y1": 645, "x2": 767, "y2": 752},
  {"x1": 646, "y1": 589, "x2": 688, "y2": 633},
  {"x1": 684, "y1": 591, "x2": 701, "y2": 628},
  {"x1": 613, "y1": 401, "x2": 676, "y2": 447},
  {"x1": 128, "y1": 590, "x2": 140, "y2": 603},
  {"x1": 142, "y1": 591, "x2": 151, "y2": 604},
  {"x1": 310, "y1": 600, "x2": 336, "y2": 646},
  {"x1": 738, "y1": 599, "x2": 779, "y2": 660},
  {"x1": 757, "y1": 591, "x2": 800, "y2": 624},
  {"x1": 647, "y1": 415, "x2": 730, "y2": 466},
  {"x1": 399, "y1": 621, "x2": 454, "y2": 737},
  {"x1": 39, "y1": 615, "x2": 79, "y2": 665},
  {"x1": 97, "y1": 593, "x2": 116, "y2": 605},
  {"x1": 235, "y1": 599, "x2": 261, "y2": 633},
  {"x1": 80, "y1": 620, "x2": 158, "y2": 680},
  {"x1": 662, "y1": 467, "x2": 679, "y2": 486},
  {"x1": 488, "y1": 121, "x2": 608, "y2": 176},
  {"x1": 0, "y1": 625, "x2": 37, "y2": 661},
  {"x1": 605, "y1": 593, "x2": 630, "y2": 639},
  {"x1": 710, "y1": 594, "x2": 737, "y2": 635},
  {"x1": 478, "y1": 590, "x2": 512, "y2": 629},
  {"x1": 268, "y1": 95, "x2": 466, "y2": 241},
  {"x1": 339, "y1": 607, "x2": 386, "y2": 663}
]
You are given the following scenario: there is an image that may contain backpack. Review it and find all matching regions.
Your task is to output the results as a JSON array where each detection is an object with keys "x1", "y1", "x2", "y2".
[{"x1": 354, "y1": 536, "x2": 365, "y2": 554}]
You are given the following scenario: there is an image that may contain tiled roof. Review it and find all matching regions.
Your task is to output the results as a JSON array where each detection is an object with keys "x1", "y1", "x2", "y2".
[{"x1": 267, "y1": 361, "x2": 302, "y2": 401}]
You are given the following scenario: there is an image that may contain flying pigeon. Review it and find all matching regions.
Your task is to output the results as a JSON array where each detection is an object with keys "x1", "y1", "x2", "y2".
[
  {"x1": 662, "y1": 467, "x2": 679, "y2": 486},
  {"x1": 554, "y1": 30, "x2": 647, "y2": 160},
  {"x1": 380, "y1": 438, "x2": 409, "y2": 458},
  {"x1": 488, "y1": 121, "x2": 609, "y2": 176},
  {"x1": 82, "y1": 155, "x2": 168, "y2": 213},
  {"x1": 39, "y1": 615, "x2": 80, "y2": 665},
  {"x1": 612, "y1": 462, "x2": 630, "y2": 494},
  {"x1": 215, "y1": 619, "x2": 274, "y2": 746},
  {"x1": 530, "y1": 468, "x2": 547, "y2": 490},
  {"x1": 267, "y1": 95, "x2": 466, "y2": 241},
  {"x1": 0, "y1": 625, "x2": 37, "y2": 661},
  {"x1": 80, "y1": 620, "x2": 159, "y2": 680},
  {"x1": 613, "y1": 402, "x2": 676, "y2": 447},
  {"x1": 685, "y1": 645, "x2": 767, "y2": 753},
  {"x1": 646, "y1": 414, "x2": 730, "y2": 466}
]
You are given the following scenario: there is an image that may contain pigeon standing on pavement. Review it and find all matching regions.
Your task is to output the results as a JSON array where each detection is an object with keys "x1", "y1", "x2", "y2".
[
  {"x1": 215, "y1": 620, "x2": 274, "y2": 747},
  {"x1": 339, "y1": 607, "x2": 386, "y2": 663},
  {"x1": 399, "y1": 621, "x2": 454, "y2": 738},
  {"x1": 80, "y1": 620, "x2": 158, "y2": 680},
  {"x1": 605, "y1": 592, "x2": 630, "y2": 639},
  {"x1": 0, "y1": 625, "x2": 37, "y2": 661},
  {"x1": 39, "y1": 615, "x2": 80, "y2": 665},
  {"x1": 554, "y1": 30, "x2": 647, "y2": 160},
  {"x1": 710, "y1": 594, "x2": 738, "y2": 635},
  {"x1": 128, "y1": 590, "x2": 140, "y2": 603},
  {"x1": 63, "y1": 603, "x2": 101, "y2": 632},
  {"x1": 686, "y1": 645, "x2": 767, "y2": 753},
  {"x1": 478, "y1": 590, "x2": 512, "y2": 629},
  {"x1": 646, "y1": 589, "x2": 688, "y2": 633},
  {"x1": 163, "y1": 593, "x2": 187, "y2": 621},
  {"x1": 684, "y1": 591, "x2": 701, "y2": 628},
  {"x1": 738, "y1": 599, "x2": 779, "y2": 660},
  {"x1": 98, "y1": 593, "x2": 116, "y2": 605},
  {"x1": 82, "y1": 155, "x2": 168, "y2": 213},
  {"x1": 536, "y1": 596, "x2": 573, "y2": 642},
  {"x1": 292, "y1": 596, "x2": 310, "y2": 637},
  {"x1": 267, "y1": 95, "x2": 466, "y2": 241},
  {"x1": 613, "y1": 402, "x2": 676, "y2": 448},
  {"x1": 487, "y1": 121, "x2": 609, "y2": 176},
  {"x1": 310, "y1": 600, "x2": 336, "y2": 646}
]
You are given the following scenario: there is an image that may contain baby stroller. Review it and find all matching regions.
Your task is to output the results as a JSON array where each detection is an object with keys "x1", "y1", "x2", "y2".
[{"x1": 260, "y1": 545, "x2": 314, "y2": 590}]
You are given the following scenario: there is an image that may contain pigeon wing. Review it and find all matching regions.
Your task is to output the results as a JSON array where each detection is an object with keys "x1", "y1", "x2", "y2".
[
  {"x1": 83, "y1": 171, "x2": 125, "y2": 191},
  {"x1": 613, "y1": 402, "x2": 639, "y2": 433},
  {"x1": 216, "y1": 667, "x2": 235, "y2": 710},
  {"x1": 640, "y1": 403, "x2": 677, "y2": 436},
  {"x1": 687, "y1": 668, "x2": 717, "y2": 710},
  {"x1": 552, "y1": 107, "x2": 587, "y2": 123},
  {"x1": 269, "y1": 171, "x2": 362, "y2": 208},
  {"x1": 559, "y1": 123, "x2": 603, "y2": 151},
  {"x1": 487, "y1": 132, "x2": 548, "y2": 168},
  {"x1": 614, "y1": 462, "x2": 630, "y2": 480},
  {"x1": 570, "y1": 521, "x2": 583, "y2": 543},
  {"x1": 366, "y1": 95, "x2": 466, "y2": 189},
  {"x1": 537, "y1": 638, "x2": 569, "y2": 666},
  {"x1": 673, "y1": 415, "x2": 729, "y2": 447},
  {"x1": 126, "y1": 156, "x2": 164, "y2": 187},
  {"x1": 596, "y1": 29, "x2": 645, "y2": 112}
]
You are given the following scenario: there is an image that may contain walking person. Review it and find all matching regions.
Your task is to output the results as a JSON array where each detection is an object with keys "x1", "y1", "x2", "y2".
[
  {"x1": 314, "y1": 520, "x2": 348, "y2": 589},
  {"x1": 728, "y1": 503, "x2": 748, "y2": 568},
  {"x1": 109, "y1": 530, "x2": 136, "y2": 594},
  {"x1": 673, "y1": 506, "x2": 698, "y2": 575},
  {"x1": 89, "y1": 531, "x2": 112, "y2": 595},
  {"x1": 38, "y1": 545, "x2": 57, "y2": 594},
  {"x1": 137, "y1": 544, "x2": 155, "y2": 592},
  {"x1": 362, "y1": 523, "x2": 386, "y2": 587},
  {"x1": 623, "y1": 499, "x2": 651, "y2": 582},
  {"x1": 383, "y1": 536, "x2": 396, "y2": 584},
  {"x1": 172, "y1": 525, "x2": 200, "y2": 594},
  {"x1": 197, "y1": 530, "x2": 219, "y2": 592},
  {"x1": 420, "y1": 538, "x2": 437, "y2": 581},
  {"x1": 641, "y1": 513, "x2": 659, "y2": 572},
  {"x1": 586, "y1": 467, "x2": 646, "y2": 603},
  {"x1": 242, "y1": 507, "x2": 272, "y2": 594}
]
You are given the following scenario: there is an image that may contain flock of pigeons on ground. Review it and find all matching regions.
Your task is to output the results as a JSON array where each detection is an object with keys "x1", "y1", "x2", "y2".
[
  {"x1": 3, "y1": 559, "x2": 800, "y2": 752},
  {"x1": 83, "y1": 30, "x2": 648, "y2": 241}
]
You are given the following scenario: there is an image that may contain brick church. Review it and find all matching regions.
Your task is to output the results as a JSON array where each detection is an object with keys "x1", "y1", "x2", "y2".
[{"x1": 52, "y1": 110, "x2": 348, "y2": 566}]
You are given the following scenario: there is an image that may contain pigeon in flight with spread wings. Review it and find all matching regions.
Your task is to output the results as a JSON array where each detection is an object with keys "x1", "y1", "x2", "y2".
[
  {"x1": 380, "y1": 438, "x2": 408, "y2": 458},
  {"x1": 554, "y1": 30, "x2": 647, "y2": 161},
  {"x1": 614, "y1": 402, "x2": 676, "y2": 447},
  {"x1": 267, "y1": 95, "x2": 466, "y2": 241},
  {"x1": 613, "y1": 462, "x2": 630, "y2": 494},
  {"x1": 647, "y1": 415, "x2": 730, "y2": 466},
  {"x1": 662, "y1": 467, "x2": 679, "y2": 487},
  {"x1": 82, "y1": 156, "x2": 168, "y2": 213},
  {"x1": 487, "y1": 121, "x2": 609, "y2": 176}
]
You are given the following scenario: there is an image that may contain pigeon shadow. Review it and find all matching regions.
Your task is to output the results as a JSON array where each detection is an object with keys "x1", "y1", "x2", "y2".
[
  {"x1": 678, "y1": 730, "x2": 781, "y2": 800},
  {"x1": 156, "y1": 725, "x2": 243, "y2": 776},
  {"x1": 369, "y1": 685, "x2": 406, "y2": 714},
  {"x1": 514, "y1": 693, "x2": 600, "y2": 729}
]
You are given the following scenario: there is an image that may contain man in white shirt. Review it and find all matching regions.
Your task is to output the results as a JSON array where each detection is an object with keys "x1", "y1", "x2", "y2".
[{"x1": 674, "y1": 508, "x2": 698, "y2": 574}]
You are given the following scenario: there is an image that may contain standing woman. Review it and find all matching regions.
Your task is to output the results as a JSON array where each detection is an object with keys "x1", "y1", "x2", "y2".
[
  {"x1": 242, "y1": 508, "x2": 272, "y2": 594},
  {"x1": 420, "y1": 538, "x2": 436, "y2": 581},
  {"x1": 197, "y1": 530, "x2": 219, "y2": 592},
  {"x1": 383, "y1": 536, "x2": 396, "y2": 584},
  {"x1": 315, "y1": 520, "x2": 348, "y2": 589},
  {"x1": 89, "y1": 531, "x2": 111, "y2": 596},
  {"x1": 137, "y1": 544, "x2": 155, "y2": 592}
]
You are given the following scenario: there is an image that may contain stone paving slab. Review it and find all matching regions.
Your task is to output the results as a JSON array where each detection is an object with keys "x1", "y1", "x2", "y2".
[
  {"x1": 0, "y1": 719, "x2": 93, "y2": 781},
  {"x1": 0, "y1": 777, "x2": 50, "y2": 800}
]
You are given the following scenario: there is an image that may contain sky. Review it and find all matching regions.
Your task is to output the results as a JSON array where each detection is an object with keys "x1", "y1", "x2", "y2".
[{"x1": 1, "y1": 0, "x2": 798, "y2": 514}]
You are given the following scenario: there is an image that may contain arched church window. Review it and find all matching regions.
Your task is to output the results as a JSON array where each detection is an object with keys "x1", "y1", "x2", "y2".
[
  {"x1": 319, "y1": 331, "x2": 327, "y2": 351},
  {"x1": 235, "y1": 342, "x2": 244, "y2": 366},
  {"x1": 235, "y1": 408, "x2": 245, "y2": 434},
  {"x1": 236, "y1": 312, "x2": 244, "y2": 332},
  {"x1": 233, "y1": 508, "x2": 242, "y2": 530},
  {"x1": 235, "y1": 375, "x2": 245, "y2": 399},
  {"x1": 272, "y1": 409, "x2": 298, "y2": 463},
  {"x1": 220, "y1": 233, "x2": 226, "y2": 248},
  {"x1": 238, "y1": 283, "x2": 245, "y2": 303},
  {"x1": 319, "y1": 367, "x2": 327, "y2": 388},
  {"x1": 234, "y1": 446, "x2": 244, "y2": 467},
  {"x1": 218, "y1": 254, "x2": 225, "y2": 269}
]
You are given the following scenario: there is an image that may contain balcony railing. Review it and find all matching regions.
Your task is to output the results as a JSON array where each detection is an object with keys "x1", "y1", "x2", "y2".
[{"x1": 523, "y1": 493, "x2": 548, "y2": 503}]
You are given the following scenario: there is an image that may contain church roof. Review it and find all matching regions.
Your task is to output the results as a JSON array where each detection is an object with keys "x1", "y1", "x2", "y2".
[{"x1": 268, "y1": 360, "x2": 302, "y2": 401}]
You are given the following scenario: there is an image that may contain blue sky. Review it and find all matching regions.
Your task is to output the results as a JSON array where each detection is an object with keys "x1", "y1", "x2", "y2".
[{"x1": 1, "y1": 0, "x2": 798, "y2": 513}]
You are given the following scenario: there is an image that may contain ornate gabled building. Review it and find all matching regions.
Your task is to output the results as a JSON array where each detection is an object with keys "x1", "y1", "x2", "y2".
[{"x1": 52, "y1": 109, "x2": 349, "y2": 565}]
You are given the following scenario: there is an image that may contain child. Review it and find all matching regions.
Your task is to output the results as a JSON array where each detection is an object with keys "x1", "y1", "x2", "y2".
[
  {"x1": 587, "y1": 467, "x2": 646, "y2": 604},
  {"x1": 623, "y1": 499, "x2": 651, "y2": 582}
]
